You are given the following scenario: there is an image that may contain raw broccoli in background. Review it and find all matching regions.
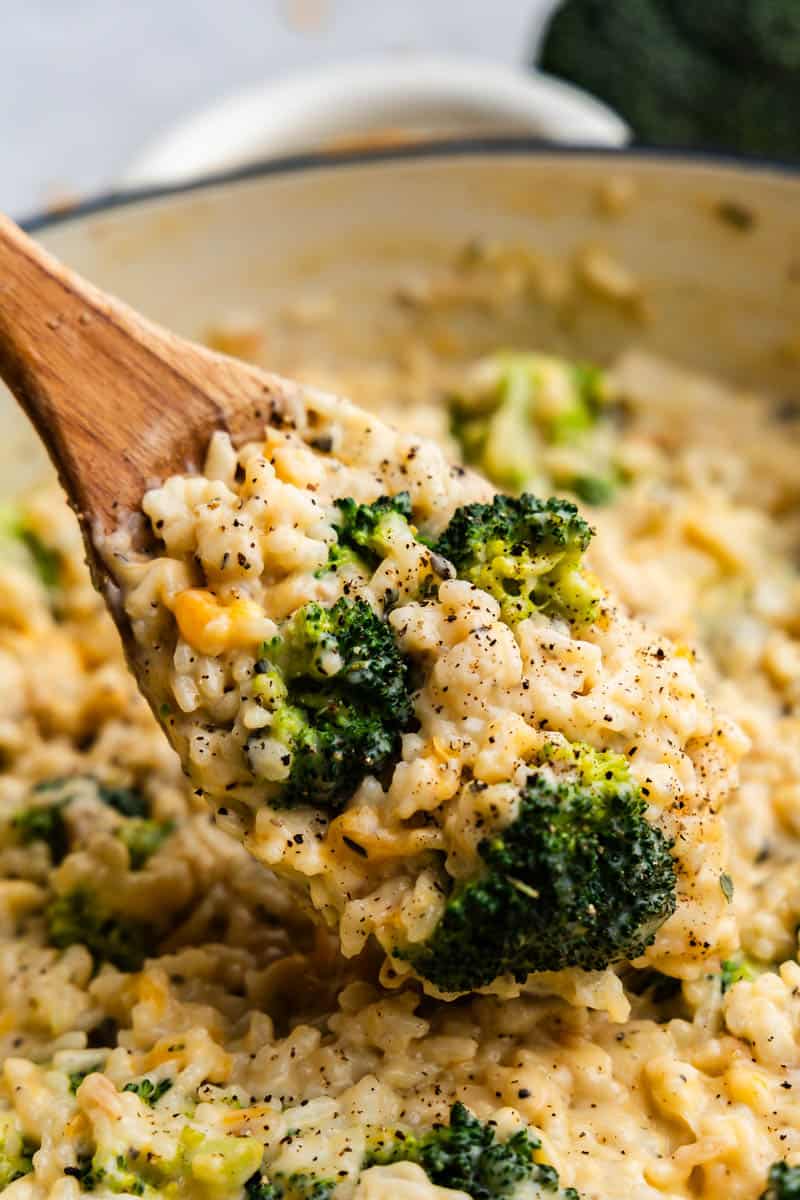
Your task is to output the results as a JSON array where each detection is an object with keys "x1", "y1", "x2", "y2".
[
  {"x1": 46, "y1": 888, "x2": 153, "y2": 973},
  {"x1": 539, "y1": 0, "x2": 800, "y2": 161},
  {"x1": 761, "y1": 1162, "x2": 800, "y2": 1200},
  {"x1": 434, "y1": 493, "x2": 602, "y2": 627},
  {"x1": 246, "y1": 596, "x2": 413, "y2": 811},
  {"x1": 396, "y1": 742, "x2": 676, "y2": 994},
  {"x1": 450, "y1": 353, "x2": 619, "y2": 506}
]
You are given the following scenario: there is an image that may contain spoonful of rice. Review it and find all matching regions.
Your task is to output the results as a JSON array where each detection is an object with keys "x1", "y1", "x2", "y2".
[{"x1": 0, "y1": 210, "x2": 745, "y2": 1007}]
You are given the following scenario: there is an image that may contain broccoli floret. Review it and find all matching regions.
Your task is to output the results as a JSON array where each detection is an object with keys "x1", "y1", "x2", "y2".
[
  {"x1": 762, "y1": 1162, "x2": 800, "y2": 1200},
  {"x1": 323, "y1": 493, "x2": 413, "y2": 575},
  {"x1": 245, "y1": 1173, "x2": 335, "y2": 1200},
  {"x1": 13, "y1": 778, "x2": 153, "y2": 866},
  {"x1": 451, "y1": 354, "x2": 613, "y2": 501},
  {"x1": 396, "y1": 743, "x2": 676, "y2": 993},
  {"x1": 70, "y1": 1127, "x2": 262, "y2": 1195},
  {"x1": 570, "y1": 474, "x2": 618, "y2": 508},
  {"x1": 68, "y1": 1064, "x2": 101, "y2": 1094},
  {"x1": 434, "y1": 494, "x2": 602, "y2": 626},
  {"x1": 96, "y1": 783, "x2": 149, "y2": 818},
  {"x1": 0, "y1": 1117, "x2": 35, "y2": 1190},
  {"x1": 0, "y1": 503, "x2": 61, "y2": 589},
  {"x1": 246, "y1": 597, "x2": 413, "y2": 811},
  {"x1": 32, "y1": 775, "x2": 148, "y2": 817},
  {"x1": 46, "y1": 889, "x2": 153, "y2": 972},
  {"x1": 123, "y1": 1077, "x2": 173, "y2": 1106},
  {"x1": 12, "y1": 800, "x2": 69, "y2": 863},
  {"x1": 539, "y1": 0, "x2": 800, "y2": 161},
  {"x1": 720, "y1": 952, "x2": 761, "y2": 993},
  {"x1": 116, "y1": 818, "x2": 175, "y2": 869},
  {"x1": 365, "y1": 1101, "x2": 578, "y2": 1199},
  {"x1": 67, "y1": 1154, "x2": 147, "y2": 1195}
]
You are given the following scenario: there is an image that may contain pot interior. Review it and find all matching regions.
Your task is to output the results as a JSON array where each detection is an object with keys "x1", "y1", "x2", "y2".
[{"x1": 6, "y1": 148, "x2": 799, "y2": 494}]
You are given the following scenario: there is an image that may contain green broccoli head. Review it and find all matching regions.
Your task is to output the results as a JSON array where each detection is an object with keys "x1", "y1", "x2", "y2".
[
  {"x1": 434, "y1": 493, "x2": 602, "y2": 626},
  {"x1": 0, "y1": 503, "x2": 62, "y2": 589},
  {"x1": 365, "y1": 1101, "x2": 579, "y2": 1199},
  {"x1": 0, "y1": 1116, "x2": 35, "y2": 1190},
  {"x1": 12, "y1": 772, "x2": 151, "y2": 868},
  {"x1": 68, "y1": 1064, "x2": 102, "y2": 1094},
  {"x1": 12, "y1": 801, "x2": 69, "y2": 864},
  {"x1": 116, "y1": 818, "x2": 175, "y2": 870},
  {"x1": 761, "y1": 1162, "x2": 800, "y2": 1200},
  {"x1": 397, "y1": 743, "x2": 676, "y2": 994},
  {"x1": 540, "y1": 0, "x2": 800, "y2": 161},
  {"x1": 123, "y1": 1077, "x2": 173, "y2": 1106},
  {"x1": 96, "y1": 783, "x2": 148, "y2": 819},
  {"x1": 451, "y1": 353, "x2": 608, "y2": 496},
  {"x1": 68, "y1": 1153, "x2": 147, "y2": 1195},
  {"x1": 246, "y1": 596, "x2": 413, "y2": 811},
  {"x1": 450, "y1": 354, "x2": 620, "y2": 509},
  {"x1": 324, "y1": 492, "x2": 414, "y2": 575},
  {"x1": 245, "y1": 1172, "x2": 334, "y2": 1200},
  {"x1": 12, "y1": 777, "x2": 155, "y2": 868},
  {"x1": 46, "y1": 888, "x2": 153, "y2": 973},
  {"x1": 720, "y1": 952, "x2": 762, "y2": 993}
]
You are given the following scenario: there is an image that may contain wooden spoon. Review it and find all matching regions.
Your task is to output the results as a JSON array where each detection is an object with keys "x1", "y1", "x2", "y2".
[{"x1": 0, "y1": 210, "x2": 306, "y2": 614}]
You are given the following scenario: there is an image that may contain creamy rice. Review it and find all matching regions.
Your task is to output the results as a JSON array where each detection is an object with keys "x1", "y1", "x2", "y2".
[{"x1": 0, "y1": 244, "x2": 799, "y2": 1199}]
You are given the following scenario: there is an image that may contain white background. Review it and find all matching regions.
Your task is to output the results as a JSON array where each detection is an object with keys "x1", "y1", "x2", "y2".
[{"x1": 4, "y1": 0, "x2": 557, "y2": 219}]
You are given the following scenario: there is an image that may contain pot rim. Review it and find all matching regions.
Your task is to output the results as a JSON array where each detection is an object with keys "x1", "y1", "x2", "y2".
[{"x1": 24, "y1": 134, "x2": 800, "y2": 235}]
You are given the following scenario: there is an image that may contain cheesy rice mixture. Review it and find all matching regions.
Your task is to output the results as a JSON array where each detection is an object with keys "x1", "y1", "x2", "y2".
[
  {"x1": 107, "y1": 375, "x2": 742, "y2": 1005},
  {"x1": 0, "y1": 246, "x2": 799, "y2": 1199}
]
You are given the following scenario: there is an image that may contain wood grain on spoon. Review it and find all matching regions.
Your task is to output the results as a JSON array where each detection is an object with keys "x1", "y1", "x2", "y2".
[{"x1": 0, "y1": 209, "x2": 304, "y2": 601}]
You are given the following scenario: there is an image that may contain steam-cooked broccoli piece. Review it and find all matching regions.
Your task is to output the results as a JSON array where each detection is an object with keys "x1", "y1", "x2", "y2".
[
  {"x1": 29, "y1": 776, "x2": 148, "y2": 819},
  {"x1": 116, "y1": 818, "x2": 175, "y2": 869},
  {"x1": 46, "y1": 889, "x2": 153, "y2": 973},
  {"x1": 246, "y1": 596, "x2": 413, "y2": 810},
  {"x1": 0, "y1": 503, "x2": 61, "y2": 588},
  {"x1": 96, "y1": 783, "x2": 148, "y2": 819},
  {"x1": 323, "y1": 492, "x2": 414, "y2": 574},
  {"x1": 396, "y1": 743, "x2": 676, "y2": 994},
  {"x1": 365, "y1": 1101, "x2": 579, "y2": 1198},
  {"x1": 12, "y1": 777, "x2": 154, "y2": 867},
  {"x1": 12, "y1": 800, "x2": 69, "y2": 863},
  {"x1": 70, "y1": 1126, "x2": 263, "y2": 1195},
  {"x1": 451, "y1": 353, "x2": 615, "y2": 502},
  {"x1": 123, "y1": 1077, "x2": 173, "y2": 1106},
  {"x1": 720, "y1": 952, "x2": 762, "y2": 993},
  {"x1": 68, "y1": 1064, "x2": 102, "y2": 1094},
  {"x1": 540, "y1": 0, "x2": 800, "y2": 161},
  {"x1": 434, "y1": 494, "x2": 602, "y2": 626},
  {"x1": 245, "y1": 1173, "x2": 335, "y2": 1200},
  {"x1": 68, "y1": 1153, "x2": 146, "y2": 1195},
  {"x1": 0, "y1": 1116, "x2": 35, "y2": 1190},
  {"x1": 761, "y1": 1162, "x2": 800, "y2": 1200}
]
